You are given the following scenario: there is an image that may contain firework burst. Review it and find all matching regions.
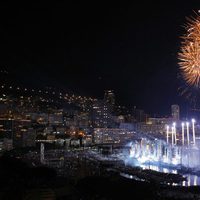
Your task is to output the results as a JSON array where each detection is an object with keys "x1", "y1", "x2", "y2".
[{"x1": 179, "y1": 13, "x2": 200, "y2": 88}]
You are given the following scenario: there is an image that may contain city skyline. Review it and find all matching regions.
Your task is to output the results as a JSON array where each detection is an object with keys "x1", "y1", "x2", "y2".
[
  {"x1": 0, "y1": 78, "x2": 187, "y2": 118},
  {"x1": 2, "y1": 2, "x2": 200, "y2": 198},
  {"x1": 1, "y1": 2, "x2": 200, "y2": 115}
]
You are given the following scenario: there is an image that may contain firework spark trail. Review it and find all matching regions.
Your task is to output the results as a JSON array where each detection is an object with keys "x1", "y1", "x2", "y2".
[{"x1": 179, "y1": 13, "x2": 200, "y2": 88}]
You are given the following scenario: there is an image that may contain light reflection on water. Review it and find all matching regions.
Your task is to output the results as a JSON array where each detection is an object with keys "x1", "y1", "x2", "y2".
[
  {"x1": 125, "y1": 139, "x2": 200, "y2": 186},
  {"x1": 134, "y1": 162, "x2": 200, "y2": 186},
  {"x1": 182, "y1": 174, "x2": 200, "y2": 186}
]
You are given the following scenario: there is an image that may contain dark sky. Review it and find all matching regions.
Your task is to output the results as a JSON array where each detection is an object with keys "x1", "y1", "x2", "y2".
[{"x1": 0, "y1": 1, "x2": 200, "y2": 116}]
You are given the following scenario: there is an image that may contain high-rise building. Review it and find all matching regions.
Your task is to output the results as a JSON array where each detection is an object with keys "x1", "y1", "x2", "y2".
[
  {"x1": 171, "y1": 104, "x2": 180, "y2": 121},
  {"x1": 132, "y1": 108, "x2": 148, "y2": 122},
  {"x1": 91, "y1": 100, "x2": 112, "y2": 128},
  {"x1": 104, "y1": 90, "x2": 115, "y2": 110}
]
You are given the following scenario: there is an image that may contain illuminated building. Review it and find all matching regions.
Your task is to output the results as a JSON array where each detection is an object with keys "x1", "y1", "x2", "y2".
[
  {"x1": 48, "y1": 112, "x2": 63, "y2": 125},
  {"x1": 113, "y1": 115, "x2": 125, "y2": 124},
  {"x1": 91, "y1": 100, "x2": 112, "y2": 128},
  {"x1": 171, "y1": 104, "x2": 180, "y2": 121},
  {"x1": 104, "y1": 90, "x2": 115, "y2": 111},
  {"x1": 93, "y1": 128, "x2": 134, "y2": 144},
  {"x1": 74, "y1": 112, "x2": 89, "y2": 129},
  {"x1": 27, "y1": 113, "x2": 48, "y2": 124},
  {"x1": 136, "y1": 117, "x2": 173, "y2": 136},
  {"x1": 119, "y1": 122, "x2": 135, "y2": 131},
  {"x1": 132, "y1": 107, "x2": 148, "y2": 122}
]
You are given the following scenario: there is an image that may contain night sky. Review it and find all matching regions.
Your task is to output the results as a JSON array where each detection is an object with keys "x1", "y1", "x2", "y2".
[{"x1": 0, "y1": 1, "x2": 200, "y2": 116}]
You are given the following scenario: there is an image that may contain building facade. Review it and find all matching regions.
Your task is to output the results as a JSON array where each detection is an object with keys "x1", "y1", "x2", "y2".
[{"x1": 171, "y1": 104, "x2": 180, "y2": 121}]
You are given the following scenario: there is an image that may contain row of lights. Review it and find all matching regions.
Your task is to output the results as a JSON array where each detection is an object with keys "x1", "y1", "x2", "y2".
[{"x1": 166, "y1": 119, "x2": 196, "y2": 146}]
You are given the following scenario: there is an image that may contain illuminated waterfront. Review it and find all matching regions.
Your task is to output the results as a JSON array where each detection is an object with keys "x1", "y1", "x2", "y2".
[{"x1": 122, "y1": 137, "x2": 200, "y2": 186}]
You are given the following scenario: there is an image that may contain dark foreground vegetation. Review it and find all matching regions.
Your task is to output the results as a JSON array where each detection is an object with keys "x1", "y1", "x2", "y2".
[{"x1": 0, "y1": 155, "x2": 200, "y2": 200}]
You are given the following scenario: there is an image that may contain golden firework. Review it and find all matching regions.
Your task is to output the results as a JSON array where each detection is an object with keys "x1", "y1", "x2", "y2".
[{"x1": 179, "y1": 13, "x2": 200, "y2": 88}]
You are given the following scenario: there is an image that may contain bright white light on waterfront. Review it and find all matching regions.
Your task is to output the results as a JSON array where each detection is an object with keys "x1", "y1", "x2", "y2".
[{"x1": 128, "y1": 136, "x2": 200, "y2": 170}]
